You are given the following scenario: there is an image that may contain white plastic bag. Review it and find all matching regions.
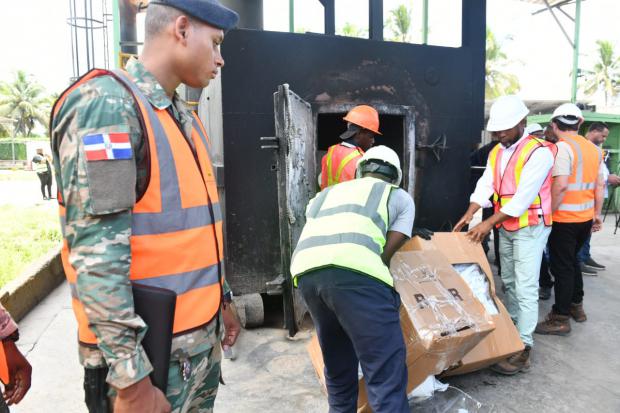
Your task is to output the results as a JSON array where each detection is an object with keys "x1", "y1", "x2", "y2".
[
  {"x1": 453, "y1": 264, "x2": 498, "y2": 315},
  {"x1": 407, "y1": 375, "x2": 449, "y2": 401}
]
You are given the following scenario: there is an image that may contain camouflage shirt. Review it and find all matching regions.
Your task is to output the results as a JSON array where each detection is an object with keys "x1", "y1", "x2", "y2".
[{"x1": 51, "y1": 58, "x2": 228, "y2": 389}]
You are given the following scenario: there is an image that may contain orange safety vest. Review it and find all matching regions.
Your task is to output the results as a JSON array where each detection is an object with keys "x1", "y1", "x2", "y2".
[
  {"x1": 52, "y1": 69, "x2": 224, "y2": 345},
  {"x1": 0, "y1": 343, "x2": 9, "y2": 384},
  {"x1": 489, "y1": 136, "x2": 557, "y2": 231},
  {"x1": 320, "y1": 143, "x2": 364, "y2": 189},
  {"x1": 553, "y1": 134, "x2": 602, "y2": 223}
]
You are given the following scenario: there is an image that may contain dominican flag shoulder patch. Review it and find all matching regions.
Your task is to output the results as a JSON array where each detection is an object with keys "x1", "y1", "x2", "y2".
[{"x1": 82, "y1": 133, "x2": 133, "y2": 161}]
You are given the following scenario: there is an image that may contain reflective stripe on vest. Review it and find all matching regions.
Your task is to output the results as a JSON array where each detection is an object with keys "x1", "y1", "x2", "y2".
[
  {"x1": 489, "y1": 136, "x2": 555, "y2": 231},
  {"x1": 554, "y1": 135, "x2": 602, "y2": 223},
  {"x1": 321, "y1": 144, "x2": 363, "y2": 189},
  {"x1": 290, "y1": 177, "x2": 394, "y2": 287},
  {"x1": 53, "y1": 68, "x2": 223, "y2": 345}
]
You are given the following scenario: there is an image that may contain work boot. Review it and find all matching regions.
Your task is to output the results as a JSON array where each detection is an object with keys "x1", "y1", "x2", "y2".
[
  {"x1": 490, "y1": 346, "x2": 531, "y2": 375},
  {"x1": 570, "y1": 302, "x2": 587, "y2": 322},
  {"x1": 535, "y1": 312, "x2": 571, "y2": 336},
  {"x1": 580, "y1": 262, "x2": 597, "y2": 276},
  {"x1": 585, "y1": 257, "x2": 605, "y2": 271}
]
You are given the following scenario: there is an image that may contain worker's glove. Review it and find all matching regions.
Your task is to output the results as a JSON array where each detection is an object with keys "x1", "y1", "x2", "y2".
[{"x1": 411, "y1": 227, "x2": 434, "y2": 240}]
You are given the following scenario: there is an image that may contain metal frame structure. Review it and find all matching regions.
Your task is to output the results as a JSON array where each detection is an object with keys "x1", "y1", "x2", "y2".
[
  {"x1": 290, "y1": 0, "x2": 430, "y2": 43},
  {"x1": 67, "y1": 0, "x2": 113, "y2": 80},
  {"x1": 524, "y1": 0, "x2": 584, "y2": 103}
]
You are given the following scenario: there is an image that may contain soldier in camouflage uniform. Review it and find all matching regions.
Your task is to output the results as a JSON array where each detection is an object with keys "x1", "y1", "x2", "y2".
[{"x1": 50, "y1": 1, "x2": 240, "y2": 412}]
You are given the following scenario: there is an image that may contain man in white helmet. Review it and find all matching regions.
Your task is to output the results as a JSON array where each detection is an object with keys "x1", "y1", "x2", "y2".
[
  {"x1": 454, "y1": 95, "x2": 556, "y2": 375},
  {"x1": 535, "y1": 104, "x2": 605, "y2": 336},
  {"x1": 290, "y1": 145, "x2": 414, "y2": 413}
]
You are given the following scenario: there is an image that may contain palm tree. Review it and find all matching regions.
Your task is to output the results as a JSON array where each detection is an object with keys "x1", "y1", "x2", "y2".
[
  {"x1": 485, "y1": 28, "x2": 520, "y2": 99},
  {"x1": 0, "y1": 71, "x2": 51, "y2": 138},
  {"x1": 581, "y1": 40, "x2": 620, "y2": 107},
  {"x1": 0, "y1": 117, "x2": 11, "y2": 138},
  {"x1": 388, "y1": 4, "x2": 412, "y2": 43}
]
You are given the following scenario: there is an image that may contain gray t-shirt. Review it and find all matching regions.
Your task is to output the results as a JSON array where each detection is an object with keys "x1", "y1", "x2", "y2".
[{"x1": 387, "y1": 188, "x2": 415, "y2": 237}]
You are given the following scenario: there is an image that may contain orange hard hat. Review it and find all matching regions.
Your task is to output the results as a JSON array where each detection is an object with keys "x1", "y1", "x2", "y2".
[{"x1": 343, "y1": 105, "x2": 382, "y2": 135}]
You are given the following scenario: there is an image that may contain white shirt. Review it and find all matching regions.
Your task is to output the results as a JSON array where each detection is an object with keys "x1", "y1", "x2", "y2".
[{"x1": 470, "y1": 132, "x2": 554, "y2": 218}]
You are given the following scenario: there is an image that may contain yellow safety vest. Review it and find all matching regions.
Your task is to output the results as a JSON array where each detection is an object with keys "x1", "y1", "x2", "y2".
[{"x1": 290, "y1": 177, "x2": 395, "y2": 287}]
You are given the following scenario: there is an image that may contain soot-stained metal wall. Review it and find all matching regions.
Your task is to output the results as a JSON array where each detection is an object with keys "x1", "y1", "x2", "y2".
[{"x1": 221, "y1": 1, "x2": 486, "y2": 294}]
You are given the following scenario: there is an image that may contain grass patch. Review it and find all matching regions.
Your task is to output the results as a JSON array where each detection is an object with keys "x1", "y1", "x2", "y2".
[{"x1": 0, "y1": 205, "x2": 61, "y2": 287}]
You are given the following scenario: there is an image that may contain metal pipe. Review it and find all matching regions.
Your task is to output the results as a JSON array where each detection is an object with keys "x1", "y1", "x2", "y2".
[
  {"x1": 119, "y1": 0, "x2": 138, "y2": 54},
  {"x1": 289, "y1": 0, "x2": 294, "y2": 32},
  {"x1": 571, "y1": 0, "x2": 581, "y2": 103},
  {"x1": 112, "y1": 0, "x2": 120, "y2": 68},
  {"x1": 543, "y1": 0, "x2": 573, "y2": 48},
  {"x1": 84, "y1": 0, "x2": 91, "y2": 70},
  {"x1": 369, "y1": 0, "x2": 383, "y2": 41},
  {"x1": 422, "y1": 0, "x2": 429, "y2": 44},
  {"x1": 89, "y1": 0, "x2": 95, "y2": 67},
  {"x1": 319, "y1": 0, "x2": 335, "y2": 35},
  {"x1": 69, "y1": 0, "x2": 77, "y2": 77}
]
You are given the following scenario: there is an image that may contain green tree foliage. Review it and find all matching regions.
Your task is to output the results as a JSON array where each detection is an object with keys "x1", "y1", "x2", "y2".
[
  {"x1": 0, "y1": 71, "x2": 51, "y2": 138},
  {"x1": 0, "y1": 117, "x2": 11, "y2": 138},
  {"x1": 387, "y1": 4, "x2": 412, "y2": 43},
  {"x1": 581, "y1": 40, "x2": 620, "y2": 107},
  {"x1": 338, "y1": 22, "x2": 367, "y2": 38},
  {"x1": 485, "y1": 28, "x2": 520, "y2": 99}
]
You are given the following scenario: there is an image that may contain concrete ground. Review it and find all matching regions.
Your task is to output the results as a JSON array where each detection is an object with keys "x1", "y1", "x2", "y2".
[
  {"x1": 10, "y1": 220, "x2": 620, "y2": 412},
  {"x1": 0, "y1": 170, "x2": 57, "y2": 207}
]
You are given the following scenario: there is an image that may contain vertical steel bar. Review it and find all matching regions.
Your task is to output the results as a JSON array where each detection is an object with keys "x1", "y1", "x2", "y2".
[
  {"x1": 422, "y1": 0, "x2": 429, "y2": 44},
  {"x1": 571, "y1": 0, "x2": 581, "y2": 103},
  {"x1": 289, "y1": 0, "x2": 294, "y2": 32}
]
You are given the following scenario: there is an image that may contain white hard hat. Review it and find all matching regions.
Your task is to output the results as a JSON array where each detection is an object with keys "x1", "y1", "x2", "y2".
[
  {"x1": 356, "y1": 145, "x2": 402, "y2": 186},
  {"x1": 552, "y1": 103, "x2": 583, "y2": 125},
  {"x1": 487, "y1": 95, "x2": 529, "y2": 132},
  {"x1": 525, "y1": 123, "x2": 543, "y2": 135}
]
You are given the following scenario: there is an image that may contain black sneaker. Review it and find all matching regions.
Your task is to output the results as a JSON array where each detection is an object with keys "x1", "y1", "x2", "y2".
[
  {"x1": 580, "y1": 262, "x2": 597, "y2": 276},
  {"x1": 585, "y1": 258, "x2": 605, "y2": 270},
  {"x1": 539, "y1": 286, "x2": 552, "y2": 300}
]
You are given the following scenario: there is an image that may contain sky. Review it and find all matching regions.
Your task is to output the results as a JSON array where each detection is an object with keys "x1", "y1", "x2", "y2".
[{"x1": 2, "y1": 0, "x2": 620, "y2": 107}]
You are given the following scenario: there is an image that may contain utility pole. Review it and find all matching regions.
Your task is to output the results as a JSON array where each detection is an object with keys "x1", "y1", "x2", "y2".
[{"x1": 570, "y1": 0, "x2": 581, "y2": 103}]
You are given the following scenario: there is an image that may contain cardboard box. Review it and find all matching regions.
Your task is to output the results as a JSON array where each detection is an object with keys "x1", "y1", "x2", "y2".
[
  {"x1": 403, "y1": 233, "x2": 524, "y2": 376},
  {"x1": 307, "y1": 247, "x2": 495, "y2": 412}
]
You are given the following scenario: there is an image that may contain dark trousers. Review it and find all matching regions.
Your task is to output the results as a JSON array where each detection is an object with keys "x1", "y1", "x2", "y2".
[
  {"x1": 481, "y1": 208, "x2": 501, "y2": 275},
  {"x1": 577, "y1": 233, "x2": 592, "y2": 263},
  {"x1": 549, "y1": 220, "x2": 592, "y2": 315},
  {"x1": 298, "y1": 267, "x2": 408, "y2": 413},
  {"x1": 539, "y1": 245, "x2": 553, "y2": 288},
  {"x1": 37, "y1": 172, "x2": 52, "y2": 198}
]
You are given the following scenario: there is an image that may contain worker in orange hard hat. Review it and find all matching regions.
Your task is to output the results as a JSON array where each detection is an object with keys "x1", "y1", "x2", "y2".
[{"x1": 319, "y1": 105, "x2": 381, "y2": 189}]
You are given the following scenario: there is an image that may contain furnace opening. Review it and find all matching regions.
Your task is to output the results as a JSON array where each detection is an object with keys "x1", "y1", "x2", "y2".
[{"x1": 316, "y1": 112, "x2": 405, "y2": 169}]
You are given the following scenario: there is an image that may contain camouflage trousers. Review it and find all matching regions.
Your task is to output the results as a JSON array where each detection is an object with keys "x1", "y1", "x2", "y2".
[{"x1": 167, "y1": 344, "x2": 222, "y2": 413}]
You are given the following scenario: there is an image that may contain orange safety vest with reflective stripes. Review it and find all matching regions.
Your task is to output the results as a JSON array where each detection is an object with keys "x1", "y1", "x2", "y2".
[
  {"x1": 553, "y1": 134, "x2": 602, "y2": 223},
  {"x1": 320, "y1": 143, "x2": 364, "y2": 189},
  {"x1": 52, "y1": 69, "x2": 224, "y2": 345},
  {"x1": 489, "y1": 136, "x2": 557, "y2": 231}
]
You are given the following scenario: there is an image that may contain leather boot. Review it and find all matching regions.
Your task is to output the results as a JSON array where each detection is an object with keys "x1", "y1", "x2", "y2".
[
  {"x1": 490, "y1": 346, "x2": 531, "y2": 375},
  {"x1": 570, "y1": 302, "x2": 587, "y2": 322},
  {"x1": 535, "y1": 311, "x2": 571, "y2": 336}
]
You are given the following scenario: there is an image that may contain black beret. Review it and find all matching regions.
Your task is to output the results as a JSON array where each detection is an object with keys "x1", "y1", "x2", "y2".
[{"x1": 150, "y1": 0, "x2": 239, "y2": 32}]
